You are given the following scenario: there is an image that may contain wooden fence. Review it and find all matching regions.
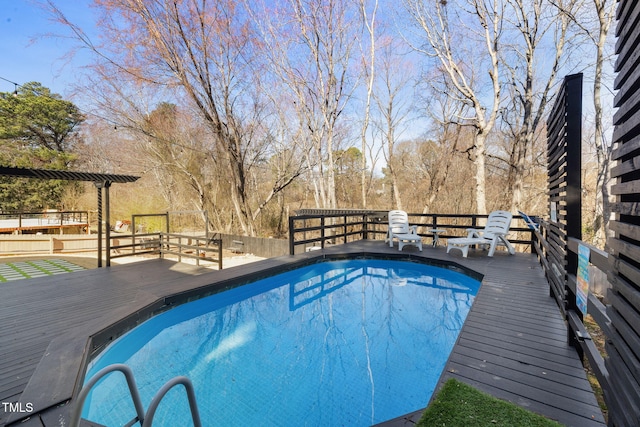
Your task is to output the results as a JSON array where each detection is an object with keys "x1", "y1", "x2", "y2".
[
  {"x1": 605, "y1": 1, "x2": 640, "y2": 425},
  {"x1": 545, "y1": 73, "x2": 583, "y2": 313}
]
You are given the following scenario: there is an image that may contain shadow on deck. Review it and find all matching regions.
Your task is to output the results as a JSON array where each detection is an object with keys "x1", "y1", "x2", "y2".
[{"x1": 0, "y1": 240, "x2": 604, "y2": 426}]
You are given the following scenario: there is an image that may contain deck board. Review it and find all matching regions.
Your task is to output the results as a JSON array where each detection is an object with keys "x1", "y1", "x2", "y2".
[
  {"x1": 429, "y1": 249, "x2": 604, "y2": 427},
  {"x1": 0, "y1": 241, "x2": 604, "y2": 426}
]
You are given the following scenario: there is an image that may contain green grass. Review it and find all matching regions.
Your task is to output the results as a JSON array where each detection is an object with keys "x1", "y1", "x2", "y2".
[
  {"x1": 417, "y1": 379, "x2": 562, "y2": 427},
  {"x1": 0, "y1": 259, "x2": 85, "y2": 281}
]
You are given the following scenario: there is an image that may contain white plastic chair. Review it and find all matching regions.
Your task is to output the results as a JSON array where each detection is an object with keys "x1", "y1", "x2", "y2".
[
  {"x1": 385, "y1": 210, "x2": 423, "y2": 251},
  {"x1": 446, "y1": 210, "x2": 515, "y2": 258}
]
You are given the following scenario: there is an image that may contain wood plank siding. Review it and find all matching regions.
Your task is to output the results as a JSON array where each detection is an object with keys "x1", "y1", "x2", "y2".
[{"x1": 0, "y1": 241, "x2": 603, "y2": 426}]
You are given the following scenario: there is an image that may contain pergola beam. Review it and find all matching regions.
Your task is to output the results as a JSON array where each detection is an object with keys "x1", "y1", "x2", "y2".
[{"x1": 0, "y1": 166, "x2": 139, "y2": 183}]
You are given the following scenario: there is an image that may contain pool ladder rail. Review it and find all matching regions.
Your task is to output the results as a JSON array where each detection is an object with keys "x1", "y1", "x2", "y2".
[{"x1": 70, "y1": 364, "x2": 202, "y2": 427}]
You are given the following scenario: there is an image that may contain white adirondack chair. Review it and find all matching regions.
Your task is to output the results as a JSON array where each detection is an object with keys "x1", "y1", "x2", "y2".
[
  {"x1": 446, "y1": 210, "x2": 516, "y2": 258},
  {"x1": 386, "y1": 210, "x2": 423, "y2": 251}
]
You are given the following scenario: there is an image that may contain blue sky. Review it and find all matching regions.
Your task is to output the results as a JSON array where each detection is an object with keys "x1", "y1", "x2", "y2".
[{"x1": 0, "y1": 0, "x2": 96, "y2": 97}]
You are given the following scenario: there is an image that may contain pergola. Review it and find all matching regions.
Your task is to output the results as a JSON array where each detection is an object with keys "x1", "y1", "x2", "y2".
[{"x1": 0, "y1": 166, "x2": 140, "y2": 267}]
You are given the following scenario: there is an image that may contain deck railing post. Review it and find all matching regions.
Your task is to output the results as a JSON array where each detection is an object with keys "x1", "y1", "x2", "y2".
[
  {"x1": 95, "y1": 182, "x2": 103, "y2": 268},
  {"x1": 362, "y1": 214, "x2": 368, "y2": 240},
  {"x1": 288, "y1": 216, "x2": 295, "y2": 255},
  {"x1": 303, "y1": 219, "x2": 307, "y2": 249},
  {"x1": 344, "y1": 215, "x2": 347, "y2": 243},
  {"x1": 105, "y1": 181, "x2": 112, "y2": 267},
  {"x1": 530, "y1": 228, "x2": 535, "y2": 253},
  {"x1": 132, "y1": 216, "x2": 136, "y2": 255}
]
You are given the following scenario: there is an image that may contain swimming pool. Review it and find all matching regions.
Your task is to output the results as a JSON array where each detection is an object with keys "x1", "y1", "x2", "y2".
[{"x1": 82, "y1": 258, "x2": 480, "y2": 426}]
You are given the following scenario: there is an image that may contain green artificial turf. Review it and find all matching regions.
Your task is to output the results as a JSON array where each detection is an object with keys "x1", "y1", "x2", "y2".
[{"x1": 417, "y1": 379, "x2": 563, "y2": 427}]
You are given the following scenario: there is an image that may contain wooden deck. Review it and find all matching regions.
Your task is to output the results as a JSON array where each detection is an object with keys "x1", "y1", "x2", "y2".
[
  {"x1": 0, "y1": 218, "x2": 88, "y2": 234},
  {"x1": 0, "y1": 241, "x2": 604, "y2": 426}
]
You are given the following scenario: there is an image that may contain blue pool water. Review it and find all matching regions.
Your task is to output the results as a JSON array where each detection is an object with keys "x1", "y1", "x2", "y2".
[{"x1": 82, "y1": 259, "x2": 480, "y2": 426}]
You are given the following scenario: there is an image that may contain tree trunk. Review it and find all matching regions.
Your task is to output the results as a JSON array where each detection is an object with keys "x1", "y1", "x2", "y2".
[
  {"x1": 475, "y1": 131, "x2": 488, "y2": 215},
  {"x1": 510, "y1": 130, "x2": 534, "y2": 212},
  {"x1": 591, "y1": 0, "x2": 616, "y2": 248}
]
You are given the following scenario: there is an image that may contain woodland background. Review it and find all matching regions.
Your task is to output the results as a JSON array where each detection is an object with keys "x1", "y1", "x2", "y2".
[{"x1": 0, "y1": 0, "x2": 617, "y2": 247}]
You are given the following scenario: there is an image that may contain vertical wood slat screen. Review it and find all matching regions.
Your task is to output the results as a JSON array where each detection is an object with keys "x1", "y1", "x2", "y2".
[
  {"x1": 608, "y1": 1, "x2": 640, "y2": 426},
  {"x1": 545, "y1": 73, "x2": 583, "y2": 314}
]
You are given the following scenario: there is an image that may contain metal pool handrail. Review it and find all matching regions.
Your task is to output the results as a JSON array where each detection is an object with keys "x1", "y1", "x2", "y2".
[
  {"x1": 142, "y1": 376, "x2": 202, "y2": 427},
  {"x1": 70, "y1": 363, "x2": 202, "y2": 427},
  {"x1": 71, "y1": 364, "x2": 146, "y2": 427}
]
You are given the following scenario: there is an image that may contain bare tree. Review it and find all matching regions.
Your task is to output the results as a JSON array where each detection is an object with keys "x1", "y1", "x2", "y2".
[
  {"x1": 249, "y1": 85, "x2": 310, "y2": 225},
  {"x1": 542, "y1": 0, "x2": 615, "y2": 246},
  {"x1": 402, "y1": 0, "x2": 504, "y2": 214},
  {"x1": 499, "y1": 0, "x2": 575, "y2": 212},
  {"x1": 590, "y1": 0, "x2": 616, "y2": 246},
  {"x1": 372, "y1": 36, "x2": 414, "y2": 210},
  {"x1": 48, "y1": 0, "x2": 309, "y2": 236},
  {"x1": 250, "y1": 0, "x2": 360, "y2": 209},
  {"x1": 358, "y1": 0, "x2": 379, "y2": 208},
  {"x1": 142, "y1": 103, "x2": 218, "y2": 224},
  {"x1": 419, "y1": 71, "x2": 476, "y2": 214},
  {"x1": 561, "y1": 0, "x2": 616, "y2": 246}
]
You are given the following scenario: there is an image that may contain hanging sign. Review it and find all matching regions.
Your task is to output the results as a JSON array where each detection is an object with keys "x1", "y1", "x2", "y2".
[{"x1": 576, "y1": 244, "x2": 590, "y2": 315}]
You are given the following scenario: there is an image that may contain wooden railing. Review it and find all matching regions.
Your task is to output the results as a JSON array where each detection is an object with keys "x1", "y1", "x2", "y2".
[
  {"x1": 288, "y1": 210, "x2": 536, "y2": 255},
  {"x1": 109, "y1": 232, "x2": 162, "y2": 259},
  {"x1": 0, "y1": 210, "x2": 90, "y2": 233},
  {"x1": 288, "y1": 211, "x2": 378, "y2": 254},
  {"x1": 160, "y1": 233, "x2": 222, "y2": 269},
  {"x1": 109, "y1": 232, "x2": 222, "y2": 269},
  {"x1": 532, "y1": 221, "x2": 611, "y2": 410}
]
